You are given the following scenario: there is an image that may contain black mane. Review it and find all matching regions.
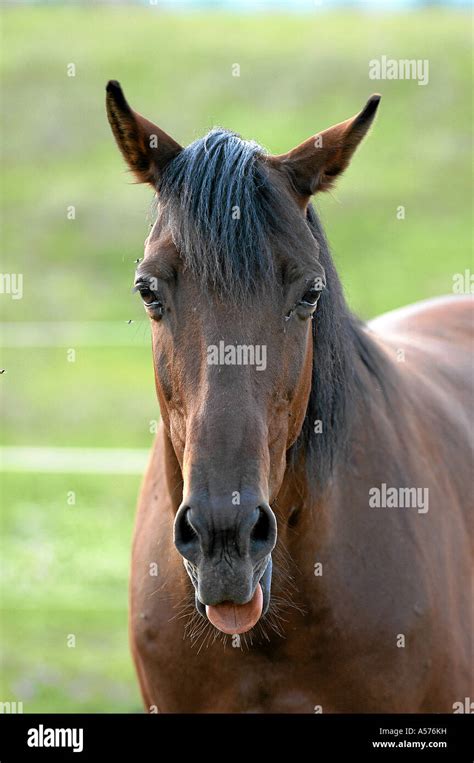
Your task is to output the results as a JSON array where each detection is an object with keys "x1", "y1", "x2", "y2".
[
  {"x1": 295, "y1": 206, "x2": 391, "y2": 492},
  {"x1": 159, "y1": 128, "x2": 317, "y2": 301},
  {"x1": 158, "y1": 129, "x2": 391, "y2": 491}
]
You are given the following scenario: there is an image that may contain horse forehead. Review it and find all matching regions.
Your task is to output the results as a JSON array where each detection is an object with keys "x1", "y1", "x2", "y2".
[
  {"x1": 142, "y1": 210, "x2": 314, "y2": 300},
  {"x1": 144, "y1": 227, "x2": 178, "y2": 262}
]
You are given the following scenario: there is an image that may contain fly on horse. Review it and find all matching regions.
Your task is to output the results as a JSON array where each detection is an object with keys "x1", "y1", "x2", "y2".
[{"x1": 106, "y1": 81, "x2": 473, "y2": 713}]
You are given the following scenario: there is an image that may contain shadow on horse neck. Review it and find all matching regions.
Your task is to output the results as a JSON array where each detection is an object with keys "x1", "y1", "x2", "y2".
[{"x1": 288, "y1": 205, "x2": 393, "y2": 497}]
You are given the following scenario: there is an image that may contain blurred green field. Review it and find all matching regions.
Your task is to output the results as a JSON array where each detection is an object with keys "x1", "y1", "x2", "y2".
[
  {"x1": 0, "y1": 6, "x2": 471, "y2": 712},
  {"x1": 0, "y1": 473, "x2": 140, "y2": 712}
]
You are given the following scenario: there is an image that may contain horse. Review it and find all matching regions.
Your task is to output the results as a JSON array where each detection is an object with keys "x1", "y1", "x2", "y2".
[{"x1": 106, "y1": 80, "x2": 473, "y2": 713}]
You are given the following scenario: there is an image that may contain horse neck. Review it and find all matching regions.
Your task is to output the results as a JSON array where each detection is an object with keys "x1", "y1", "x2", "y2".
[
  {"x1": 276, "y1": 307, "x2": 398, "y2": 568},
  {"x1": 292, "y1": 206, "x2": 398, "y2": 498}
]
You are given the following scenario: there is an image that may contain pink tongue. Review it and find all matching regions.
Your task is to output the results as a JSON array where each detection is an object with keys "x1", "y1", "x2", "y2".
[{"x1": 206, "y1": 584, "x2": 263, "y2": 634}]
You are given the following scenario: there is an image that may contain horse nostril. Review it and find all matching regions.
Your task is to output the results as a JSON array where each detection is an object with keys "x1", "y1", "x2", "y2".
[
  {"x1": 174, "y1": 506, "x2": 199, "y2": 559},
  {"x1": 250, "y1": 504, "x2": 277, "y2": 554},
  {"x1": 182, "y1": 510, "x2": 198, "y2": 544},
  {"x1": 251, "y1": 508, "x2": 269, "y2": 543}
]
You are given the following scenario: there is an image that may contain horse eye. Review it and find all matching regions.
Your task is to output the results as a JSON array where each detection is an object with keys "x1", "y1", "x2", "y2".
[
  {"x1": 135, "y1": 281, "x2": 165, "y2": 318},
  {"x1": 300, "y1": 287, "x2": 320, "y2": 307},
  {"x1": 138, "y1": 286, "x2": 155, "y2": 304}
]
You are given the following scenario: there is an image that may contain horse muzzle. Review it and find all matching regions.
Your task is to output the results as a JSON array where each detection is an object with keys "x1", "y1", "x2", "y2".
[{"x1": 192, "y1": 556, "x2": 273, "y2": 634}]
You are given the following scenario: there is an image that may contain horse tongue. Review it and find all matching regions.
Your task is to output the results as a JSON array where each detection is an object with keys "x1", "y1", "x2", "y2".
[{"x1": 206, "y1": 584, "x2": 263, "y2": 634}]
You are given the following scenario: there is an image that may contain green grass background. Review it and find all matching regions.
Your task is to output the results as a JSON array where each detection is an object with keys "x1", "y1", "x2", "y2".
[{"x1": 0, "y1": 6, "x2": 471, "y2": 712}]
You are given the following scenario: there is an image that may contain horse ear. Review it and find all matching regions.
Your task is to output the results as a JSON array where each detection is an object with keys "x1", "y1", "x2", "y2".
[
  {"x1": 270, "y1": 95, "x2": 381, "y2": 201},
  {"x1": 106, "y1": 80, "x2": 182, "y2": 187}
]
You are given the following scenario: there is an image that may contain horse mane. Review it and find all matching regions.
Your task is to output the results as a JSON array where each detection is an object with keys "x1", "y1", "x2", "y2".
[
  {"x1": 294, "y1": 206, "x2": 392, "y2": 493},
  {"x1": 158, "y1": 128, "x2": 316, "y2": 301},
  {"x1": 158, "y1": 129, "x2": 392, "y2": 492}
]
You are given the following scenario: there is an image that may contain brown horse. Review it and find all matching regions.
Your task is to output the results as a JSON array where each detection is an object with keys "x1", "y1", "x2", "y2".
[{"x1": 106, "y1": 81, "x2": 473, "y2": 713}]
